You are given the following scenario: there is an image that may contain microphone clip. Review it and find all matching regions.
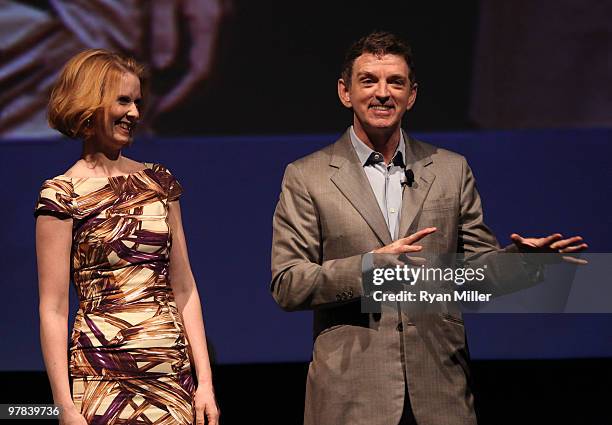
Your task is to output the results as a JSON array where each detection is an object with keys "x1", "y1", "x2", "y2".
[{"x1": 403, "y1": 169, "x2": 415, "y2": 187}]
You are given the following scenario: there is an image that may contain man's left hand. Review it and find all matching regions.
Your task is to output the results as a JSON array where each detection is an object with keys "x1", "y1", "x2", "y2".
[{"x1": 510, "y1": 233, "x2": 588, "y2": 265}]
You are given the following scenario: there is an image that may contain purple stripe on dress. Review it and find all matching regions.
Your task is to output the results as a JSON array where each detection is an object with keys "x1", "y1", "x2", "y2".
[
  {"x1": 94, "y1": 389, "x2": 130, "y2": 425},
  {"x1": 84, "y1": 315, "x2": 110, "y2": 345}
]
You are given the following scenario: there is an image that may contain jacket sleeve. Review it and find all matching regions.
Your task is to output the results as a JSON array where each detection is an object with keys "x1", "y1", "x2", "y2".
[{"x1": 270, "y1": 163, "x2": 363, "y2": 311}]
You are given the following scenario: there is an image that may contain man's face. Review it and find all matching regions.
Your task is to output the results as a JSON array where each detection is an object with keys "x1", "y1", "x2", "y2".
[{"x1": 338, "y1": 53, "x2": 417, "y2": 135}]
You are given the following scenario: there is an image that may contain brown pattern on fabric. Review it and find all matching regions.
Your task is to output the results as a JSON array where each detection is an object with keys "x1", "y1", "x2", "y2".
[{"x1": 36, "y1": 163, "x2": 195, "y2": 424}]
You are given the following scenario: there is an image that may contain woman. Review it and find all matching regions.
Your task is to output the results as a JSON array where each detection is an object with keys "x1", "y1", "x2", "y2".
[{"x1": 35, "y1": 49, "x2": 219, "y2": 425}]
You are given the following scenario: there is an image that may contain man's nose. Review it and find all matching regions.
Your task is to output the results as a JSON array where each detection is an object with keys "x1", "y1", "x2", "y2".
[
  {"x1": 376, "y1": 95, "x2": 390, "y2": 105},
  {"x1": 375, "y1": 83, "x2": 390, "y2": 102}
]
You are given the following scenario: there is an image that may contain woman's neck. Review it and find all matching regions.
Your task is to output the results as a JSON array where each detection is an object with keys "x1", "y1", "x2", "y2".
[{"x1": 79, "y1": 139, "x2": 125, "y2": 174}]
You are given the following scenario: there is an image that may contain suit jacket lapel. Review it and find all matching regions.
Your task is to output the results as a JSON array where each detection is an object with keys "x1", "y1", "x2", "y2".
[
  {"x1": 398, "y1": 131, "x2": 436, "y2": 238},
  {"x1": 329, "y1": 131, "x2": 393, "y2": 246}
]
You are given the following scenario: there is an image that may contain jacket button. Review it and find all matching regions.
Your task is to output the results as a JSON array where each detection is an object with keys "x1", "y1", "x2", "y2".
[{"x1": 396, "y1": 323, "x2": 404, "y2": 332}]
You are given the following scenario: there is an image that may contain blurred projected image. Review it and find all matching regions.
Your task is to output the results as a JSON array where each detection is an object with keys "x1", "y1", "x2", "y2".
[{"x1": 0, "y1": 0, "x2": 227, "y2": 138}]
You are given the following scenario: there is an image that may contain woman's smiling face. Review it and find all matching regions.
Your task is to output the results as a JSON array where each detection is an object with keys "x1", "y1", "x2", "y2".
[{"x1": 93, "y1": 72, "x2": 141, "y2": 149}]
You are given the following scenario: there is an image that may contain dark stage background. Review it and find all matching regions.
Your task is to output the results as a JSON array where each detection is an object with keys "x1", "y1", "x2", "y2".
[{"x1": 1, "y1": 0, "x2": 611, "y2": 423}]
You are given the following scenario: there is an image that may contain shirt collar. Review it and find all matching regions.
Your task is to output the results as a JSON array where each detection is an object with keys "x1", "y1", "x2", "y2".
[{"x1": 349, "y1": 126, "x2": 405, "y2": 167}]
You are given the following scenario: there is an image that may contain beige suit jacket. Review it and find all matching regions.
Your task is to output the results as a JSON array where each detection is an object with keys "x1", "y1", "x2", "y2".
[{"x1": 271, "y1": 129, "x2": 522, "y2": 425}]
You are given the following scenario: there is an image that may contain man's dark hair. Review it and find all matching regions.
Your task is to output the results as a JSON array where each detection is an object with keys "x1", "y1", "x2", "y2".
[{"x1": 341, "y1": 31, "x2": 416, "y2": 87}]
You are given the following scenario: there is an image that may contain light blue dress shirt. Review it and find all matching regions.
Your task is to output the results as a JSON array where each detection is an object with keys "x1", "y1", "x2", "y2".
[{"x1": 349, "y1": 126, "x2": 406, "y2": 240}]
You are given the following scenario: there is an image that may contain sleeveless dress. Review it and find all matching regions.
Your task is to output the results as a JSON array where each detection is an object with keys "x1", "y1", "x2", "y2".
[{"x1": 35, "y1": 163, "x2": 195, "y2": 424}]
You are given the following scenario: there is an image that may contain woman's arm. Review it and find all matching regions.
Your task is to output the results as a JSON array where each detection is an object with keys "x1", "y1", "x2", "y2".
[
  {"x1": 36, "y1": 215, "x2": 86, "y2": 423},
  {"x1": 167, "y1": 200, "x2": 219, "y2": 425}
]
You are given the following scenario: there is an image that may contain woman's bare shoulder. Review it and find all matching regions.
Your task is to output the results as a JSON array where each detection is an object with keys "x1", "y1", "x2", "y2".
[{"x1": 62, "y1": 160, "x2": 87, "y2": 178}]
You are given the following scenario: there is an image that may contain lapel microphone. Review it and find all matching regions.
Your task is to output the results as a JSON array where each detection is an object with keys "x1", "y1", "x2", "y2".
[{"x1": 403, "y1": 169, "x2": 415, "y2": 187}]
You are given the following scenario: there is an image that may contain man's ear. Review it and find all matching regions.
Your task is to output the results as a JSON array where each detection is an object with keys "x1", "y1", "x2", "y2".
[
  {"x1": 337, "y1": 78, "x2": 352, "y2": 108},
  {"x1": 406, "y1": 83, "x2": 418, "y2": 111}
]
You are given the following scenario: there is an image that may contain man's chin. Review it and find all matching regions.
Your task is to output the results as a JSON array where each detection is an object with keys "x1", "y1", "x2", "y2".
[{"x1": 363, "y1": 120, "x2": 401, "y2": 132}]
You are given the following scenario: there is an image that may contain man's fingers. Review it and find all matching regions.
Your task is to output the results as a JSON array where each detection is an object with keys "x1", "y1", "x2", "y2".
[
  {"x1": 510, "y1": 233, "x2": 523, "y2": 243},
  {"x1": 550, "y1": 236, "x2": 583, "y2": 250},
  {"x1": 538, "y1": 233, "x2": 564, "y2": 247},
  {"x1": 374, "y1": 245, "x2": 422, "y2": 256},
  {"x1": 403, "y1": 255, "x2": 427, "y2": 266},
  {"x1": 374, "y1": 228, "x2": 436, "y2": 253},
  {"x1": 512, "y1": 233, "x2": 564, "y2": 249},
  {"x1": 399, "y1": 245, "x2": 422, "y2": 253},
  {"x1": 511, "y1": 233, "x2": 533, "y2": 247},
  {"x1": 562, "y1": 255, "x2": 589, "y2": 265},
  {"x1": 403, "y1": 227, "x2": 437, "y2": 245},
  {"x1": 511, "y1": 232, "x2": 589, "y2": 263},
  {"x1": 559, "y1": 243, "x2": 588, "y2": 253}
]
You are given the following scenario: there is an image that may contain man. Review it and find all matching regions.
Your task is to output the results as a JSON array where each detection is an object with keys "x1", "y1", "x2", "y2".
[{"x1": 270, "y1": 32, "x2": 586, "y2": 425}]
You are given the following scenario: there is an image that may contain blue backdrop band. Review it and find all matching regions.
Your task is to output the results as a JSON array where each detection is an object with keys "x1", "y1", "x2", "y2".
[{"x1": 1, "y1": 129, "x2": 611, "y2": 368}]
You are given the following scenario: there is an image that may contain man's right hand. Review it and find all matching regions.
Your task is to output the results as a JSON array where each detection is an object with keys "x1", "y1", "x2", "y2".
[{"x1": 373, "y1": 227, "x2": 437, "y2": 254}]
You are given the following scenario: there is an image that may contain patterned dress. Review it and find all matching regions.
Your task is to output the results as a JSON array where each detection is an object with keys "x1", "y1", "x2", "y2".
[{"x1": 35, "y1": 163, "x2": 195, "y2": 424}]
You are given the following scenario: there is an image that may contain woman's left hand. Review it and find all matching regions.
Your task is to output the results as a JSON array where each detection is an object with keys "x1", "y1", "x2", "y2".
[{"x1": 194, "y1": 384, "x2": 219, "y2": 425}]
